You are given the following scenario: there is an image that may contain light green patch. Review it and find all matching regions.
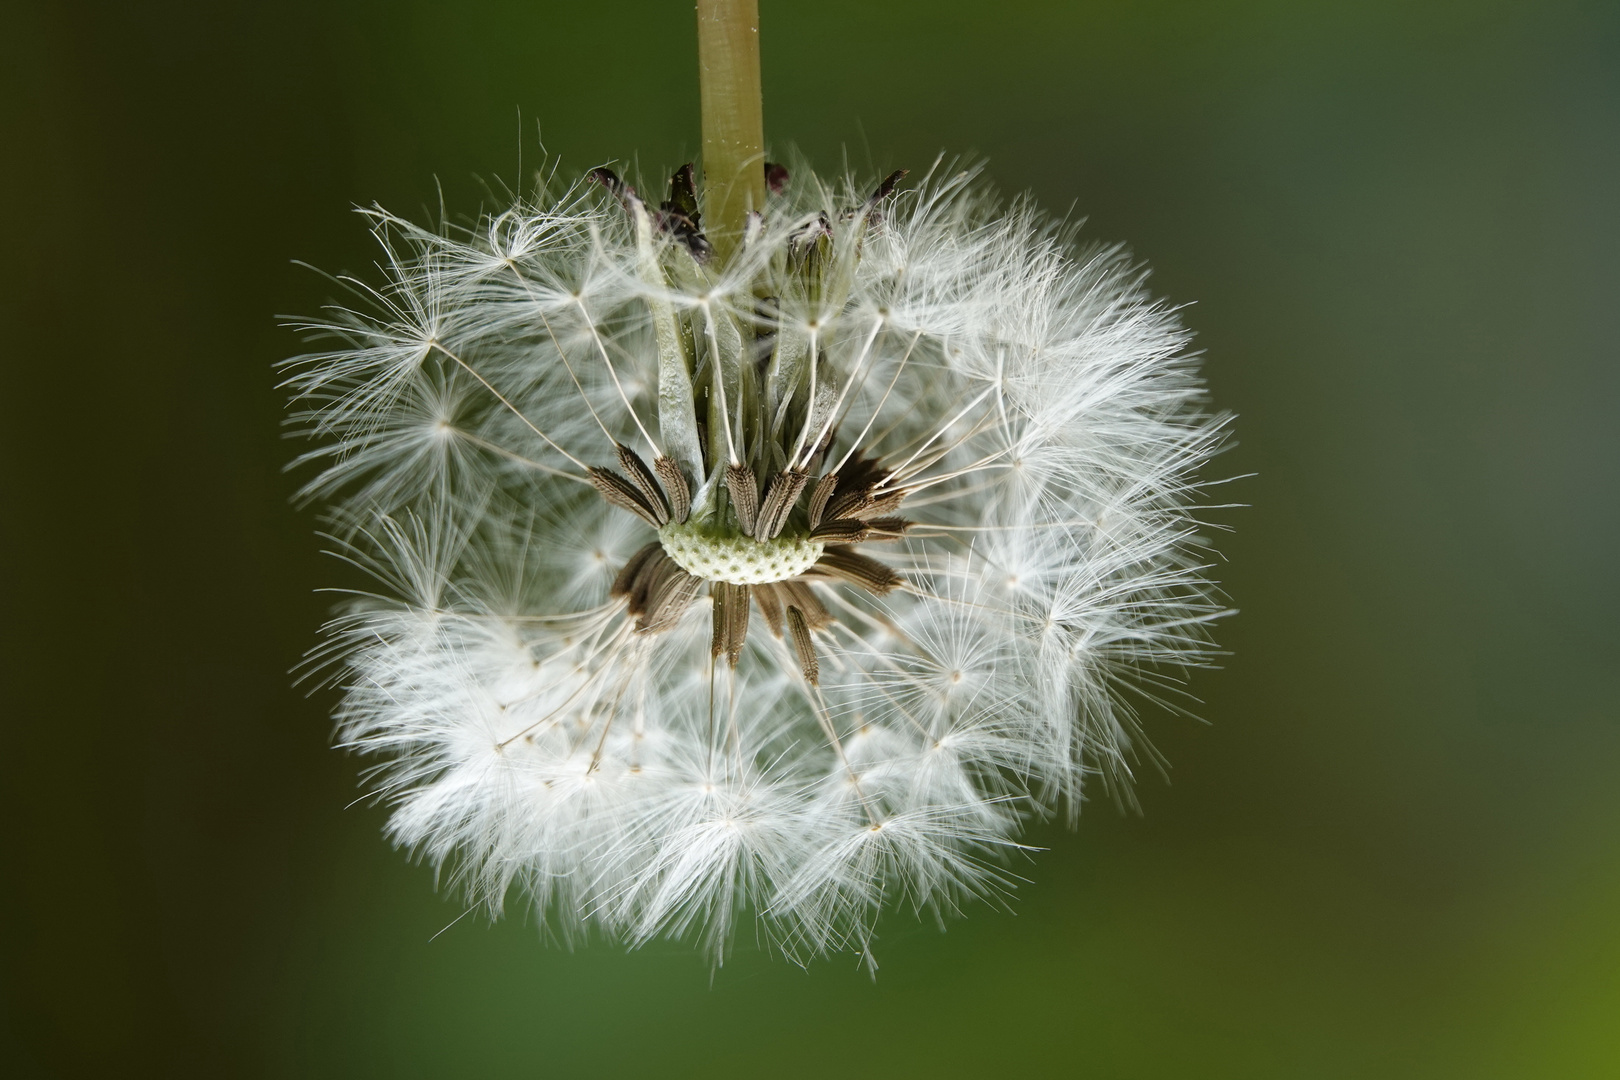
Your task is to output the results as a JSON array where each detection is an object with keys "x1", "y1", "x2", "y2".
[{"x1": 658, "y1": 522, "x2": 824, "y2": 585}]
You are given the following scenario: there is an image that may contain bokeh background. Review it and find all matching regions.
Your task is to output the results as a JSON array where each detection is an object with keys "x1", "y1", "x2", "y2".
[{"x1": 5, "y1": 1, "x2": 1618, "y2": 1075}]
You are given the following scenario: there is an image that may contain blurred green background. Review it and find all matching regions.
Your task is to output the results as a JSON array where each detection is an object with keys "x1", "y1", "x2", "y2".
[{"x1": 4, "y1": 0, "x2": 1618, "y2": 1076}]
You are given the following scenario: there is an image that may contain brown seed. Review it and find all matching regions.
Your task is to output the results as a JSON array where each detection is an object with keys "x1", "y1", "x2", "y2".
[
  {"x1": 621, "y1": 550, "x2": 681, "y2": 620},
  {"x1": 639, "y1": 569, "x2": 703, "y2": 634},
  {"x1": 616, "y1": 443, "x2": 670, "y2": 525},
  {"x1": 725, "y1": 463, "x2": 759, "y2": 535},
  {"x1": 753, "y1": 582, "x2": 785, "y2": 638},
  {"x1": 809, "y1": 519, "x2": 869, "y2": 544},
  {"x1": 634, "y1": 554, "x2": 682, "y2": 615},
  {"x1": 588, "y1": 466, "x2": 661, "y2": 526},
  {"x1": 807, "y1": 473, "x2": 839, "y2": 529},
  {"x1": 822, "y1": 488, "x2": 872, "y2": 525},
  {"x1": 708, "y1": 581, "x2": 751, "y2": 663},
  {"x1": 611, "y1": 541, "x2": 664, "y2": 606},
  {"x1": 813, "y1": 547, "x2": 903, "y2": 594},
  {"x1": 839, "y1": 452, "x2": 892, "y2": 493},
  {"x1": 785, "y1": 605, "x2": 819, "y2": 685},
  {"x1": 865, "y1": 489, "x2": 908, "y2": 516},
  {"x1": 709, "y1": 581, "x2": 729, "y2": 658},
  {"x1": 724, "y1": 582, "x2": 751, "y2": 665},
  {"x1": 654, "y1": 456, "x2": 690, "y2": 524},
  {"x1": 755, "y1": 469, "x2": 809, "y2": 540},
  {"x1": 860, "y1": 516, "x2": 913, "y2": 540},
  {"x1": 780, "y1": 580, "x2": 831, "y2": 629}
]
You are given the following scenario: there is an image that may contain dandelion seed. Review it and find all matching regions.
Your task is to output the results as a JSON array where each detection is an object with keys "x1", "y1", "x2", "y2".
[{"x1": 284, "y1": 0, "x2": 1231, "y2": 967}]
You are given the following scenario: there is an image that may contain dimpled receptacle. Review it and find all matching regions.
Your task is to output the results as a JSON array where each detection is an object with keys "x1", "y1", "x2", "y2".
[{"x1": 658, "y1": 521, "x2": 824, "y2": 585}]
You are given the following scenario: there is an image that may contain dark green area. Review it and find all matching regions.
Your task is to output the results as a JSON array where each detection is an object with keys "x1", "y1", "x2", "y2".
[{"x1": 4, "y1": 1, "x2": 1617, "y2": 1075}]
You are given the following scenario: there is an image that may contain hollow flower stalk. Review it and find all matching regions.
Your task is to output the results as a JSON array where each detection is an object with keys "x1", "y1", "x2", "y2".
[{"x1": 285, "y1": 158, "x2": 1228, "y2": 965}]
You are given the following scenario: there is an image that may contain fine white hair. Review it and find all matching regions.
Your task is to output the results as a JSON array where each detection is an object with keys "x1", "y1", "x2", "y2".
[{"x1": 284, "y1": 156, "x2": 1231, "y2": 968}]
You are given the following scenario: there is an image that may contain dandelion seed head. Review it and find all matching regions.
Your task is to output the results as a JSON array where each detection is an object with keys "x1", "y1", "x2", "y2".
[{"x1": 285, "y1": 155, "x2": 1231, "y2": 965}]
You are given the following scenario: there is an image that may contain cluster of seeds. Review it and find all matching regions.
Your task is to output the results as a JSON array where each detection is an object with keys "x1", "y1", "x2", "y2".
[{"x1": 285, "y1": 156, "x2": 1228, "y2": 965}]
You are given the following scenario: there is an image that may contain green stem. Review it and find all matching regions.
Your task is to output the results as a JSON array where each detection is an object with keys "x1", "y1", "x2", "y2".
[{"x1": 696, "y1": 0, "x2": 765, "y2": 267}]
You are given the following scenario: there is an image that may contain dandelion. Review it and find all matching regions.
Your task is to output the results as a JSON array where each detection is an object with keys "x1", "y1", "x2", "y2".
[{"x1": 284, "y1": 0, "x2": 1230, "y2": 969}]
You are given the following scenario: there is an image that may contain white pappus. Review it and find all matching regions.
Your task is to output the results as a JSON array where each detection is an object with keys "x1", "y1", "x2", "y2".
[{"x1": 283, "y1": 157, "x2": 1232, "y2": 969}]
